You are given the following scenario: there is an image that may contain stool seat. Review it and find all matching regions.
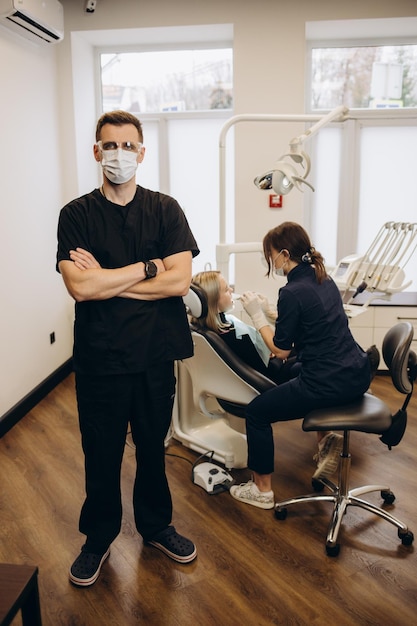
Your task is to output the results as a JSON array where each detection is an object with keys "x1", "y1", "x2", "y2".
[{"x1": 303, "y1": 393, "x2": 392, "y2": 434}]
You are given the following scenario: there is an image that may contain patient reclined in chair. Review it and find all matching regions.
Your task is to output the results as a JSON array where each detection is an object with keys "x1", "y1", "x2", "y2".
[{"x1": 173, "y1": 282, "x2": 278, "y2": 468}]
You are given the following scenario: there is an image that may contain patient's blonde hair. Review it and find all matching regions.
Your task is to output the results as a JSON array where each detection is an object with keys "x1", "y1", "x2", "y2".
[{"x1": 191, "y1": 271, "x2": 231, "y2": 333}]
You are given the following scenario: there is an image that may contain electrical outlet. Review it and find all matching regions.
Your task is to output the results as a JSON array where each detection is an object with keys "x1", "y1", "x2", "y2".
[{"x1": 50, "y1": 332, "x2": 56, "y2": 344}]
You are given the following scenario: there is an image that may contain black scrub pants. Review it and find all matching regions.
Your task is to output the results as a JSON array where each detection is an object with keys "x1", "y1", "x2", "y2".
[
  {"x1": 75, "y1": 361, "x2": 176, "y2": 554},
  {"x1": 245, "y1": 375, "x2": 367, "y2": 476}
]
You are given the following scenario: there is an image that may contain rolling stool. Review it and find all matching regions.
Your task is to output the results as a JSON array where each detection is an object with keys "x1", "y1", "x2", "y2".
[{"x1": 274, "y1": 322, "x2": 416, "y2": 556}]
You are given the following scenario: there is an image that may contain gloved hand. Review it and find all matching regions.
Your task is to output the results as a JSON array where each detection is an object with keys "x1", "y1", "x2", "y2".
[
  {"x1": 240, "y1": 292, "x2": 269, "y2": 331},
  {"x1": 257, "y1": 293, "x2": 277, "y2": 324}
]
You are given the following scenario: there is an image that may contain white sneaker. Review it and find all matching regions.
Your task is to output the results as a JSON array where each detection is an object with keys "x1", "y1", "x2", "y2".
[
  {"x1": 230, "y1": 480, "x2": 274, "y2": 509},
  {"x1": 313, "y1": 433, "x2": 343, "y2": 480}
]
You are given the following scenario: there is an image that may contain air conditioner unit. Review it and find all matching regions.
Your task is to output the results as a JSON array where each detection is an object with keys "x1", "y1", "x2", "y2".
[{"x1": 0, "y1": 0, "x2": 64, "y2": 44}]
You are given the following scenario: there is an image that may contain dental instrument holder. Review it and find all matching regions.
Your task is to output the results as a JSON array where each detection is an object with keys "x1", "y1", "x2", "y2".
[{"x1": 332, "y1": 222, "x2": 417, "y2": 318}]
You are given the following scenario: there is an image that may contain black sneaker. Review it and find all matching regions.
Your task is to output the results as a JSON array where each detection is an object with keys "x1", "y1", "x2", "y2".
[
  {"x1": 69, "y1": 548, "x2": 110, "y2": 587},
  {"x1": 147, "y1": 526, "x2": 197, "y2": 563}
]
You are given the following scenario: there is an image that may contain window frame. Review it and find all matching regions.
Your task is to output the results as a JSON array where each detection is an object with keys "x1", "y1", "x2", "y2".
[
  {"x1": 306, "y1": 37, "x2": 417, "y2": 113},
  {"x1": 305, "y1": 109, "x2": 417, "y2": 268},
  {"x1": 95, "y1": 43, "x2": 234, "y2": 116},
  {"x1": 305, "y1": 20, "x2": 417, "y2": 270}
]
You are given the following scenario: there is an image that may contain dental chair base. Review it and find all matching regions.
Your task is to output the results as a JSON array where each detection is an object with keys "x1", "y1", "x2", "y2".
[{"x1": 173, "y1": 359, "x2": 248, "y2": 469}]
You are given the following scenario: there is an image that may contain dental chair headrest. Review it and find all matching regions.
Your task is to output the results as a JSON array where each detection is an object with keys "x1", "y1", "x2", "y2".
[{"x1": 183, "y1": 284, "x2": 208, "y2": 319}]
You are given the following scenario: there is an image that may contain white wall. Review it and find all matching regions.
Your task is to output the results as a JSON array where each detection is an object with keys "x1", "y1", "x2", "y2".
[
  {"x1": 0, "y1": 0, "x2": 416, "y2": 418},
  {"x1": 0, "y1": 26, "x2": 73, "y2": 417}
]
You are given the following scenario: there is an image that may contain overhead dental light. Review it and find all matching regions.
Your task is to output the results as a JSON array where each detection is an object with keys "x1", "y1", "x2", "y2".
[
  {"x1": 254, "y1": 149, "x2": 314, "y2": 194},
  {"x1": 254, "y1": 105, "x2": 349, "y2": 195}
]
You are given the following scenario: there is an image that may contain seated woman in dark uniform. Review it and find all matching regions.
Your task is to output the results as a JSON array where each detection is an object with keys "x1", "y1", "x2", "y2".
[{"x1": 228, "y1": 222, "x2": 374, "y2": 510}]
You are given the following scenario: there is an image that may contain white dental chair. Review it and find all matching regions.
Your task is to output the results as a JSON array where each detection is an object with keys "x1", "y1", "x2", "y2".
[{"x1": 173, "y1": 285, "x2": 277, "y2": 469}]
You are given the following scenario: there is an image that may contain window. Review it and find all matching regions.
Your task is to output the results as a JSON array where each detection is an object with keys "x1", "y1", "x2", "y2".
[
  {"x1": 306, "y1": 19, "x2": 417, "y2": 289},
  {"x1": 309, "y1": 119, "x2": 417, "y2": 274},
  {"x1": 310, "y1": 44, "x2": 417, "y2": 110},
  {"x1": 100, "y1": 48, "x2": 233, "y2": 113}
]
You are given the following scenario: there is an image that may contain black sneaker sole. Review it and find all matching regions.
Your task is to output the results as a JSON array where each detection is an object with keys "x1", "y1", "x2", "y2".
[{"x1": 147, "y1": 539, "x2": 197, "y2": 564}]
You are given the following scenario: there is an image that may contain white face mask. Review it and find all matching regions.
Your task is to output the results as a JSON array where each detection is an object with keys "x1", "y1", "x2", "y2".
[
  {"x1": 272, "y1": 250, "x2": 286, "y2": 277},
  {"x1": 101, "y1": 148, "x2": 138, "y2": 184}
]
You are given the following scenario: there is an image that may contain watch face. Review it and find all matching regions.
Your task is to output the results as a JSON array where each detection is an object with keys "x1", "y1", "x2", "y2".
[{"x1": 146, "y1": 261, "x2": 157, "y2": 279}]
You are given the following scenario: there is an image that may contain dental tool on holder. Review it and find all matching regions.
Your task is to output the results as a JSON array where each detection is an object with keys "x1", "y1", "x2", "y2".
[{"x1": 332, "y1": 221, "x2": 417, "y2": 317}]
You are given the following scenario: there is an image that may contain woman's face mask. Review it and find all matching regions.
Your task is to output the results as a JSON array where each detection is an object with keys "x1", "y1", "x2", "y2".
[
  {"x1": 272, "y1": 250, "x2": 286, "y2": 276},
  {"x1": 101, "y1": 148, "x2": 138, "y2": 184}
]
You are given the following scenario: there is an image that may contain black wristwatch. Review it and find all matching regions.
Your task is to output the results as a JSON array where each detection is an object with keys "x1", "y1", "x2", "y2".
[{"x1": 144, "y1": 260, "x2": 157, "y2": 279}]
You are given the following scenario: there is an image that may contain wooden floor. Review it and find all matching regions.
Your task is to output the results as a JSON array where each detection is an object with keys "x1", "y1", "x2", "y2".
[{"x1": 1, "y1": 373, "x2": 416, "y2": 626}]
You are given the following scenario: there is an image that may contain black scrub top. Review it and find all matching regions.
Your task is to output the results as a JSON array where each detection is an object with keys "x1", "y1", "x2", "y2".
[
  {"x1": 56, "y1": 186, "x2": 199, "y2": 375},
  {"x1": 273, "y1": 263, "x2": 370, "y2": 398}
]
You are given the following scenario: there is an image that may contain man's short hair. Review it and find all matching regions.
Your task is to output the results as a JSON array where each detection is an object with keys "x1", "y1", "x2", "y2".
[{"x1": 95, "y1": 110, "x2": 143, "y2": 142}]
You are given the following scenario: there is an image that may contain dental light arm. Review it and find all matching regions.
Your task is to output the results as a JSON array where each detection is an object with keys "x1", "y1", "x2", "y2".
[
  {"x1": 216, "y1": 107, "x2": 349, "y2": 282},
  {"x1": 254, "y1": 105, "x2": 349, "y2": 195}
]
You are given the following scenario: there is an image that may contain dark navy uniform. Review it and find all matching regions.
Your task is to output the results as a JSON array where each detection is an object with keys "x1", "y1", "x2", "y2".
[
  {"x1": 245, "y1": 263, "x2": 370, "y2": 475},
  {"x1": 57, "y1": 186, "x2": 199, "y2": 551}
]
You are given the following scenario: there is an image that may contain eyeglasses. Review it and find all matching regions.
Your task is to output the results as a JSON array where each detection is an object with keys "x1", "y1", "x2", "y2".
[{"x1": 97, "y1": 140, "x2": 142, "y2": 153}]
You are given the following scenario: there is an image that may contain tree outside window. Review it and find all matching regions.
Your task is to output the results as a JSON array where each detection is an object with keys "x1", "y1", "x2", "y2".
[
  {"x1": 100, "y1": 49, "x2": 233, "y2": 114},
  {"x1": 311, "y1": 44, "x2": 417, "y2": 110}
]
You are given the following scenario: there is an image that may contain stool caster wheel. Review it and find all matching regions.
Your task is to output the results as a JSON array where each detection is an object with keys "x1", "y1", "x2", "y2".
[
  {"x1": 381, "y1": 489, "x2": 395, "y2": 504},
  {"x1": 398, "y1": 529, "x2": 414, "y2": 546},
  {"x1": 274, "y1": 507, "x2": 287, "y2": 520},
  {"x1": 325, "y1": 542, "x2": 340, "y2": 557}
]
